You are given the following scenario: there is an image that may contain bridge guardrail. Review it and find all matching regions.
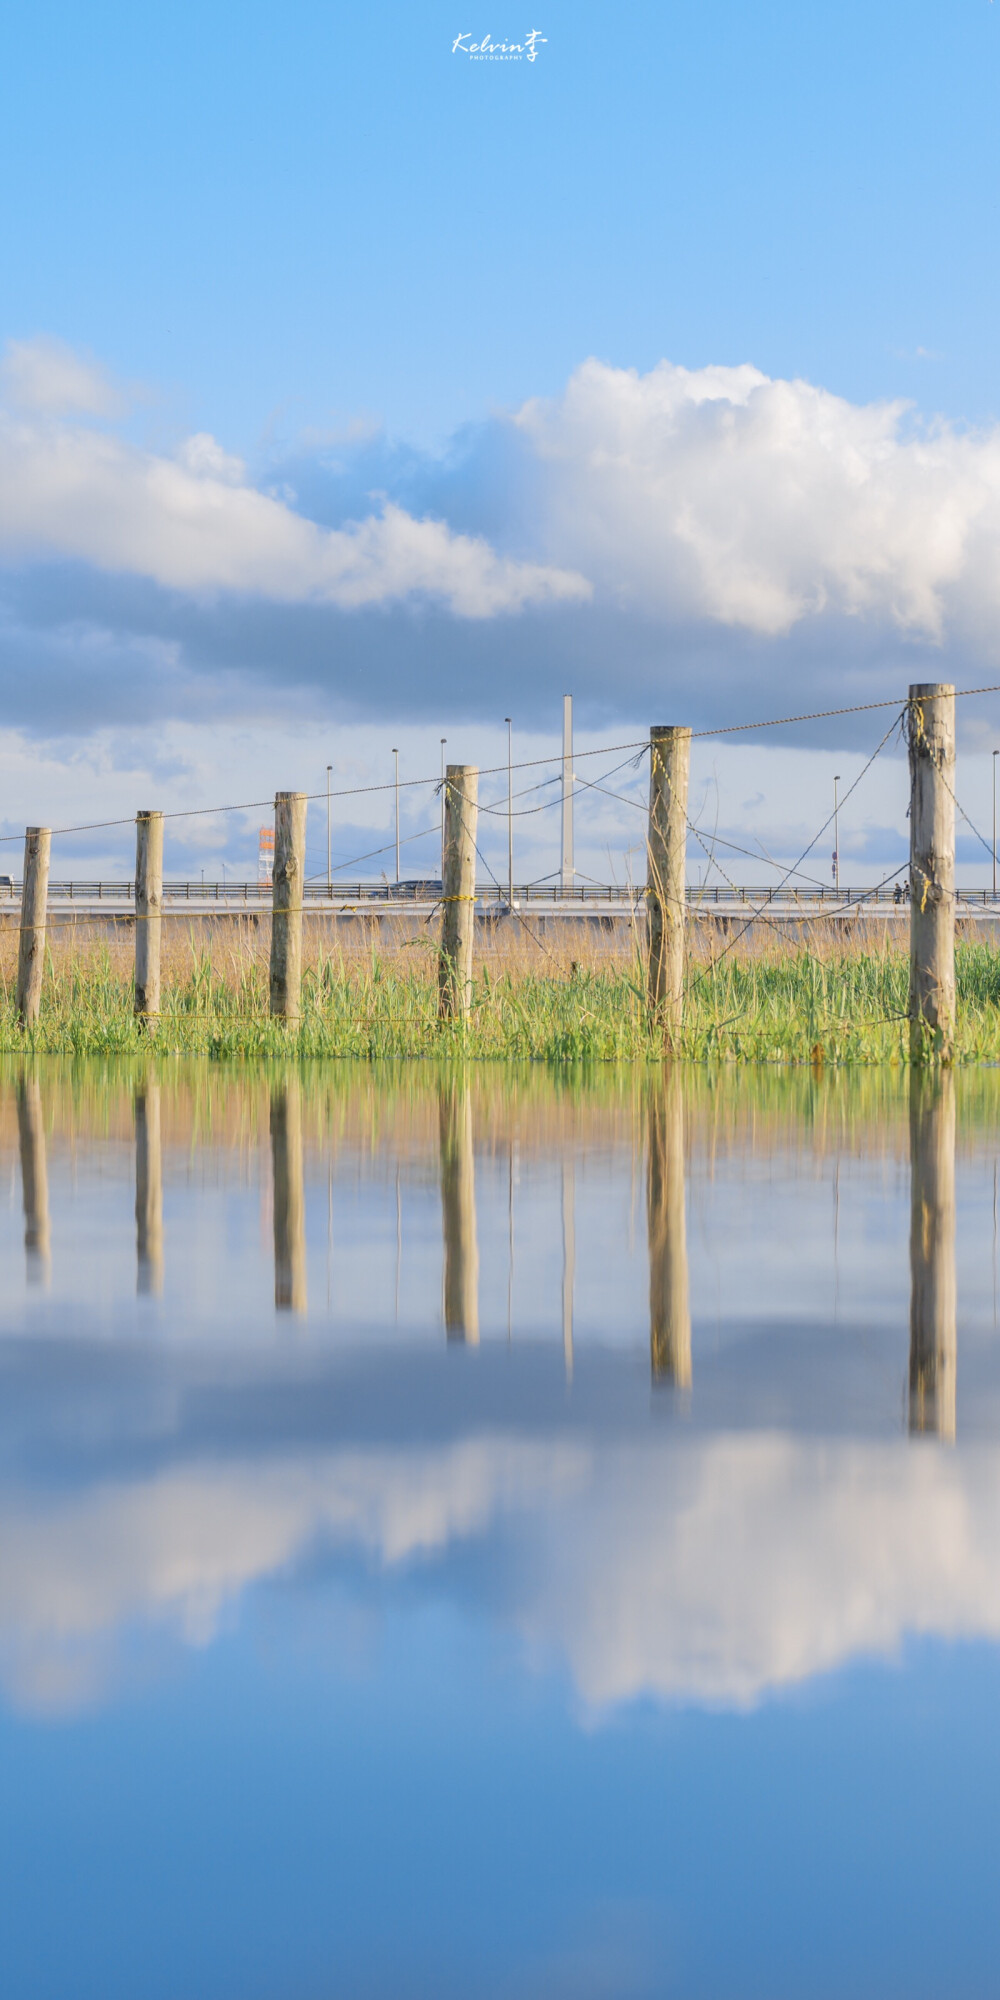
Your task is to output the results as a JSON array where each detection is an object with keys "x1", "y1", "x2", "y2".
[{"x1": 0, "y1": 881, "x2": 998, "y2": 908}]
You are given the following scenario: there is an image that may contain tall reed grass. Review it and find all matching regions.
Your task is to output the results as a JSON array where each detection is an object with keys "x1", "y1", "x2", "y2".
[{"x1": 1, "y1": 916, "x2": 998, "y2": 1062}]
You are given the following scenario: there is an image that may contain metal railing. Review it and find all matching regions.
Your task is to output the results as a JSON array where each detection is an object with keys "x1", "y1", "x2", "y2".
[{"x1": 0, "y1": 879, "x2": 998, "y2": 908}]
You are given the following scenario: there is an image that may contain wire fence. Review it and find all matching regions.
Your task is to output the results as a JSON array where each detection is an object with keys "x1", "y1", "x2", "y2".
[{"x1": 3, "y1": 686, "x2": 1000, "y2": 979}]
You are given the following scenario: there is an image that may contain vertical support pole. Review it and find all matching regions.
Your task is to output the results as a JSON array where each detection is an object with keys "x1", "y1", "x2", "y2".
[
  {"x1": 908, "y1": 682, "x2": 955, "y2": 1062},
  {"x1": 269, "y1": 791, "x2": 307, "y2": 1022},
  {"x1": 271, "y1": 1073, "x2": 307, "y2": 1312},
  {"x1": 135, "y1": 1083, "x2": 164, "y2": 1296},
  {"x1": 134, "y1": 810, "x2": 164, "y2": 1025},
  {"x1": 439, "y1": 1077, "x2": 479, "y2": 1342},
  {"x1": 561, "y1": 1155, "x2": 575, "y2": 1383},
  {"x1": 560, "y1": 694, "x2": 574, "y2": 894},
  {"x1": 16, "y1": 827, "x2": 51, "y2": 1027},
  {"x1": 16, "y1": 1073, "x2": 50, "y2": 1288},
  {"x1": 439, "y1": 765, "x2": 479, "y2": 1021},
  {"x1": 505, "y1": 716, "x2": 513, "y2": 910},
  {"x1": 439, "y1": 738, "x2": 447, "y2": 870},
  {"x1": 393, "y1": 747, "x2": 400, "y2": 885},
  {"x1": 909, "y1": 1068, "x2": 956, "y2": 1439},
  {"x1": 647, "y1": 726, "x2": 691, "y2": 1043},
  {"x1": 647, "y1": 1070, "x2": 691, "y2": 1386},
  {"x1": 326, "y1": 764, "x2": 332, "y2": 893}
]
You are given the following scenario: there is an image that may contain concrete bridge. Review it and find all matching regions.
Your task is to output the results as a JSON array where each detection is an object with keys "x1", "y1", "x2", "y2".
[{"x1": 1, "y1": 878, "x2": 998, "y2": 929}]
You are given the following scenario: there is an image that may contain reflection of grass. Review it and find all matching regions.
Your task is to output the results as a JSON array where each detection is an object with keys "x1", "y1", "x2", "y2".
[{"x1": 2, "y1": 920, "x2": 1000, "y2": 1061}]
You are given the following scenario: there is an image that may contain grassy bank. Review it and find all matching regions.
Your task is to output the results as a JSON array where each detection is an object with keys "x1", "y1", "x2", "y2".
[{"x1": 2, "y1": 921, "x2": 1000, "y2": 1061}]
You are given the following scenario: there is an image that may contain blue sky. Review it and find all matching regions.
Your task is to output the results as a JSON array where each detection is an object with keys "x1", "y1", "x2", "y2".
[
  {"x1": 6, "y1": 0, "x2": 998, "y2": 443},
  {"x1": 2, "y1": 0, "x2": 1000, "y2": 879}
]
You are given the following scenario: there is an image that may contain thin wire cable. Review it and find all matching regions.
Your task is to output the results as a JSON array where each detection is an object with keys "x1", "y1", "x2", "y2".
[
  {"x1": 5, "y1": 677, "x2": 1000, "y2": 852},
  {"x1": 452, "y1": 805, "x2": 561, "y2": 966},
  {"x1": 303, "y1": 821, "x2": 441, "y2": 882},
  {"x1": 682, "y1": 709, "x2": 906, "y2": 997}
]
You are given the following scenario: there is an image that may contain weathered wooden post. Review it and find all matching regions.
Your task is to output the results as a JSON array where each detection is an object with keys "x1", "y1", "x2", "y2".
[
  {"x1": 908, "y1": 682, "x2": 955, "y2": 1062},
  {"x1": 439, "y1": 765, "x2": 479, "y2": 1022},
  {"x1": 439, "y1": 1077, "x2": 479, "y2": 1342},
  {"x1": 135, "y1": 810, "x2": 164, "y2": 1026},
  {"x1": 647, "y1": 726, "x2": 691, "y2": 1044},
  {"x1": 647, "y1": 1070, "x2": 691, "y2": 1386},
  {"x1": 16, "y1": 826, "x2": 51, "y2": 1028},
  {"x1": 561, "y1": 1156, "x2": 575, "y2": 1383},
  {"x1": 135, "y1": 1084, "x2": 164, "y2": 1297},
  {"x1": 16, "y1": 1073, "x2": 50, "y2": 1287},
  {"x1": 269, "y1": 791, "x2": 307, "y2": 1022},
  {"x1": 270, "y1": 1073, "x2": 307, "y2": 1312},
  {"x1": 909, "y1": 1067, "x2": 956, "y2": 1439}
]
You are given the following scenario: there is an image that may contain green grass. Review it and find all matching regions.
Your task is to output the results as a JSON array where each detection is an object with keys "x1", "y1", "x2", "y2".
[{"x1": 4, "y1": 939, "x2": 1000, "y2": 1061}]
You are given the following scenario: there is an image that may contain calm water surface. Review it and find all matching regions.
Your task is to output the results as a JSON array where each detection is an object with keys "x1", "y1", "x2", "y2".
[{"x1": 0, "y1": 1061, "x2": 997, "y2": 1999}]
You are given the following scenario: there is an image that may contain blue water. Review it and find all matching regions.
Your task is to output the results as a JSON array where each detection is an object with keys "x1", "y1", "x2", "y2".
[{"x1": 0, "y1": 1064, "x2": 996, "y2": 1998}]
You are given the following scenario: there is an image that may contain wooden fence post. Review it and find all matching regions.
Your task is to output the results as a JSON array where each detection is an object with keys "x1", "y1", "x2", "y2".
[
  {"x1": 16, "y1": 826, "x2": 51, "y2": 1028},
  {"x1": 271, "y1": 1074, "x2": 307, "y2": 1312},
  {"x1": 647, "y1": 726, "x2": 691, "y2": 1043},
  {"x1": 269, "y1": 791, "x2": 307, "y2": 1022},
  {"x1": 135, "y1": 1084, "x2": 164, "y2": 1297},
  {"x1": 439, "y1": 765, "x2": 479, "y2": 1021},
  {"x1": 439, "y1": 1077, "x2": 479, "y2": 1342},
  {"x1": 647, "y1": 1070, "x2": 691, "y2": 1386},
  {"x1": 908, "y1": 682, "x2": 955, "y2": 1063},
  {"x1": 16, "y1": 1073, "x2": 50, "y2": 1287},
  {"x1": 909, "y1": 1068, "x2": 956, "y2": 1439},
  {"x1": 135, "y1": 810, "x2": 164, "y2": 1025}
]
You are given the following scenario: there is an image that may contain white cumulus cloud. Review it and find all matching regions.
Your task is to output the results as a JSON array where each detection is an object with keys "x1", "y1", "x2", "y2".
[
  {"x1": 0, "y1": 341, "x2": 590, "y2": 619},
  {"x1": 3, "y1": 1431, "x2": 999, "y2": 1717},
  {"x1": 9, "y1": 337, "x2": 1000, "y2": 660},
  {"x1": 1, "y1": 334, "x2": 126, "y2": 417},
  {"x1": 515, "y1": 357, "x2": 1000, "y2": 643}
]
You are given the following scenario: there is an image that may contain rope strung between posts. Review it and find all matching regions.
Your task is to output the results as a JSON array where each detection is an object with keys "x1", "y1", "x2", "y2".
[
  {"x1": 681, "y1": 709, "x2": 907, "y2": 1000},
  {"x1": 930, "y1": 759, "x2": 997, "y2": 867},
  {"x1": 683, "y1": 811, "x2": 911, "y2": 1026},
  {"x1": 434, "y1": 777, "x2": 561, "y2": 968},
  {"x1": 3, "y1": 677, "x2": 999, "y2": 857}
]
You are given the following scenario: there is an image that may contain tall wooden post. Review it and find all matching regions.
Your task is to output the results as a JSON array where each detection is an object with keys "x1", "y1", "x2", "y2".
[
  {"x1": 16, "y1": 1074, "x2": 50, "y2": 1288},
  {"x1": 561, "y1": 1156, "x2": 575, "y2": 1383},
  {"x1": 909, "y1": 1068, "x2": 956, "y2": 1439},
  {"x1": 647, "y1": 727, "x2": 691, "y2": 1043},
  {"x1": 439, "y1": 1077, "x2": 479, "y2": 1342},
  {"x1": 135, "y1": 1084, "x2": 164, "y2": 1297},
  {"x1": 439, "y1": 765, "x2": 479, "y2": 1021},
  {"x1": 647, "y1": 1071, "x2": 691, "y2": 1386},
  {"x1": 908, "y1": 683, "x2": 955, "y2": 1062},
  {"x1": 271, "y1": 1074, "x2": 307, "y2": 1312},
  {"x1": 135, "y1": 810, "x2": 164, "y2": 1025},
  {"x1": 269, "y1": 791, "x2": 307, "y2": 1022},
  {"x1": 16, "y1": 826, "x2": 51, "y2": 1028}
]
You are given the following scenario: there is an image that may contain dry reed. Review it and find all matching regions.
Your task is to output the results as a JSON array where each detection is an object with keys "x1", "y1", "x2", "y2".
[{"x1": 0, "y1": 911, "x2": 996, "y2": 1062}]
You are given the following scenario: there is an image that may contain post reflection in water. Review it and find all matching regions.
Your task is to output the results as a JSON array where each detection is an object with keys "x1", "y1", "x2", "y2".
[
  {"x1": 270, "y1": 1074, "x2": 307, "y2": 1314},
  {"x1": 439, "y1": 1077, "x2": 479, "y2": 1343},
  {"x1": 16, "y1": 1072, "x2": 50, "y2": 1288},
  {"x1": 909, "y1": 1068, "x2": 957, "y2": 1440},
  {"x1": 647, "y1": 1069, "x2": 691, "y2": 1387},
  {"x1": 134, "y1": 1084, "x2": 164, "y2": 1297},
  {"x1": 561, "y1": 1156, "x2": 575, "y2": 1381}
]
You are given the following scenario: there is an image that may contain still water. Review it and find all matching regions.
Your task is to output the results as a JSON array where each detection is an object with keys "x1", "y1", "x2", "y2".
[{"x1": 0, "y1": 1061, "x2": 997, "y2": 1999}]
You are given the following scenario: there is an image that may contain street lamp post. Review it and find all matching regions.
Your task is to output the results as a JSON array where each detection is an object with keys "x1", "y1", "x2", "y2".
[
  {"x1": 326, "y1": 764, "x2": 332, "y2": 893},
  {"x1": 833, "y1": 775, "x2": 841, "y2": 893},
  {"x1": 505, "y1": 717, "x2": 513, "y2": 910},
  {"x1": 392, "y1": 748, "x2": 400, "y2": 886},
  {"x1": 440, "y1": 738, "x2": 447, "y2": 867}
]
